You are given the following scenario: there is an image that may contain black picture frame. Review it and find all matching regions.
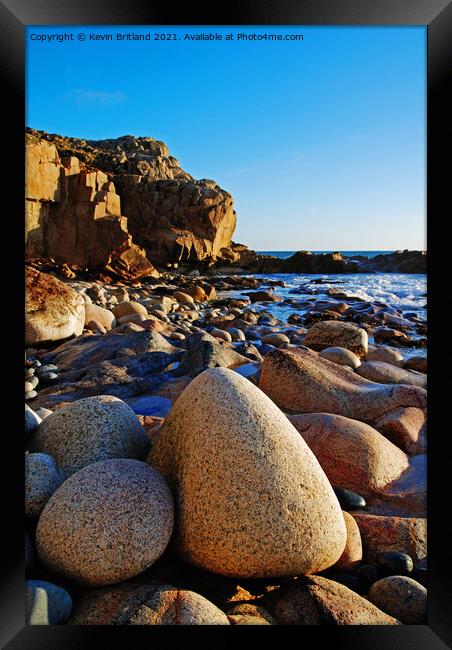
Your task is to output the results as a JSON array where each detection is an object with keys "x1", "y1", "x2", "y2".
[{"x1": 1, "y1": 0, "x2": 450, "y2": 647}]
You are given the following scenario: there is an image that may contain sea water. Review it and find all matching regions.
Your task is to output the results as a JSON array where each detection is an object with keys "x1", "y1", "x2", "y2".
[{"x1": 220, "y1": 256, "x2": 427, "y2": 358}]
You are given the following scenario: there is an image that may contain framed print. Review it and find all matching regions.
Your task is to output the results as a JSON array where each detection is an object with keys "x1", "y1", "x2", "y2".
[{"x1": 1, "y1": 0, "x2": 451, "y2": 647}]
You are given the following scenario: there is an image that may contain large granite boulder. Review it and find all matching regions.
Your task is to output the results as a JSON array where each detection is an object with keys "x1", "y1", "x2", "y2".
[
  {"x1": 147, "y1": 367, "x2": 347, "y2": 578},
  {"x1": 25, "y1": 266, "x2": 85, "y2": 345}
]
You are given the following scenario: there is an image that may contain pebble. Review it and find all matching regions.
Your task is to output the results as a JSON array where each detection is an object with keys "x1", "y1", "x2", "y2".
[
  {"x1": 333, "y1": 487, "x2": 366, "y2": 510},
  {"x1": 25, "y1": 390, "x2": 37, "y2": 400},
  {"x1": 25, "y1": 381, "x2": 34, "y2": 393},
  {"x1": 36, "y1": 364, "x2": 59, "y2": 375},
  {"x1": 26, "y1": 580, "x2": 73, "y2": 625},
  {"x1": 368, "y1": 576, "x2": 427, "y2": 624},
  {"x1": 354, "y1": 564, "x2": 383, "y2": 588},
  {"x1": 376, "y1": 551, "x2": 414, "y2": 575},
  {"x1": 37, "y1": 371, "x2": 58, "y2": 385},
  {"x1": 228, "y1": 327, "x2": 246, "y2": 341},
  {"x1": 25, "y1": 404, "x2": 42, "y2": 437}
]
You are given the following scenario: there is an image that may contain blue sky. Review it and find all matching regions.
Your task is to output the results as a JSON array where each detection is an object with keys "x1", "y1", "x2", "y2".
[{"x1": 26, "y1": 26, "x2": 426, "y2": 250}]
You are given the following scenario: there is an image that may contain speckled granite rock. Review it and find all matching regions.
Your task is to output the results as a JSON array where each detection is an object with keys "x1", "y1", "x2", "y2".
[
  {"x1": 259, "y1": 347, "x2": 426, "y2": 420},
  {"x1": 26, "y1": 580, "x2": 72, "y2": 625},
  {"x1": 68, "y1": 580, "x2": 229, "y2": 625},
  {"x1": 368, "y1": 576, "x2": 427, "y2": 624},
  {"x1": 29, "y1": 395, "x2": 150, "y2": 476},
  {"x1": 332, "y1": 512, "x2": 363, "y2": 572},
  {"x1": 147, "y1": 367, "x2": 347, "y2": 578},
  {"x1": 373, "y1": 407, "x2": 427, "y2": 455},
  {"x1": 36, "y1": 459, "x2": 174, "y2": 586},
  {"x1": 304, "y1": 321, "x2": 368, "y2": 357},
  {"x1": 288, "y1": 413, "x2": 409, "y2": 497},
  {"x1": 351, "y1": 514, "x2": 427, "y2": 566},
  {"x1": 25, "y1": 452, "x2": 64, "y2": 518},
  {"x1": 267, "y1": 575, "x2": 400, "y2": 625},
  {"x1": 319, "y1": 346, "x2": 361, "y2": 369},
  {"x1": 356, "y1": 361, "x2": 427, "y2": 389}
]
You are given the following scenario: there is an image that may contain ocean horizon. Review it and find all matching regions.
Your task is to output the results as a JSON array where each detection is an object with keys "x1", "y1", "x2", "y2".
[{"x1": 256, "y1": 250, "x2": 396, "y2": 259}]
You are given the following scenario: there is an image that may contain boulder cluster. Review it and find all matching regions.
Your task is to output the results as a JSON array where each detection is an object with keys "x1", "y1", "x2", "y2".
[{"x1": 24, "y1": 264, "x2": 427, "y2": 626}]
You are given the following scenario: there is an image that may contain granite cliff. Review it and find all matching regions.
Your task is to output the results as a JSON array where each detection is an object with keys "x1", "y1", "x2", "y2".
[{"x1": 25, "y1": 128, "x2": 236, "y2": 273}]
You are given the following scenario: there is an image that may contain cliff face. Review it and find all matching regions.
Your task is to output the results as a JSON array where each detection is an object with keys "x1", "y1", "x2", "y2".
[
  {"x1": 26, "y1": 129, "x2": 237, "y2": 267},
  {"x1": 25, "y1": 132, "x2": 158, "y2": 281}
]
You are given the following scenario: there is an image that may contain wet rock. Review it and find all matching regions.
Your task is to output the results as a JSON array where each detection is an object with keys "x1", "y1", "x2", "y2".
[
  {"x1": 373, "y1": 327, "x2": 409, "y2": 345},
  {"x1": 245, "y1": 290, "x2": 282, "y2": 303},
  {"x1": 365, "y1": 344, "x2": 404, "y2": 367},
  {"x1": 261, "y1": 333, "x2": 290, "y2": 347},
  {"x1": 333, "y1": 487, "x2": 366, "y2": 511},
  {"x1": 404, "y1": 356, "x2": 427, "y2": 373},
  {"x1": 376, "y1": 551, "x2": 414, "y2": 575}
]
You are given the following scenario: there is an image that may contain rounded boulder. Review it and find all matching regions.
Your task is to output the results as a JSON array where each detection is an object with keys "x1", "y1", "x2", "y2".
[
  {"x1": 36, "y1": 459, "x2": 174, "y2": 586},
  {"x1": 29, "y1": 395, "x2": 150, "y2": 477},
  {"x1": 288, "y1": 413, "x2": 409, "y2": 497},
  {"x1": 147, "y1": 367, "x2": 347, "y2": 578}
]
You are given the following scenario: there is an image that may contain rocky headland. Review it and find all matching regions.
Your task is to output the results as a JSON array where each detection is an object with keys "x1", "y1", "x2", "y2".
[
  {"x1": 26, "y1": 127, "x2": 426, "y2": 278},
  {"x1": 24, "y1": 129, "x2": 427, "y2": 627}
]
